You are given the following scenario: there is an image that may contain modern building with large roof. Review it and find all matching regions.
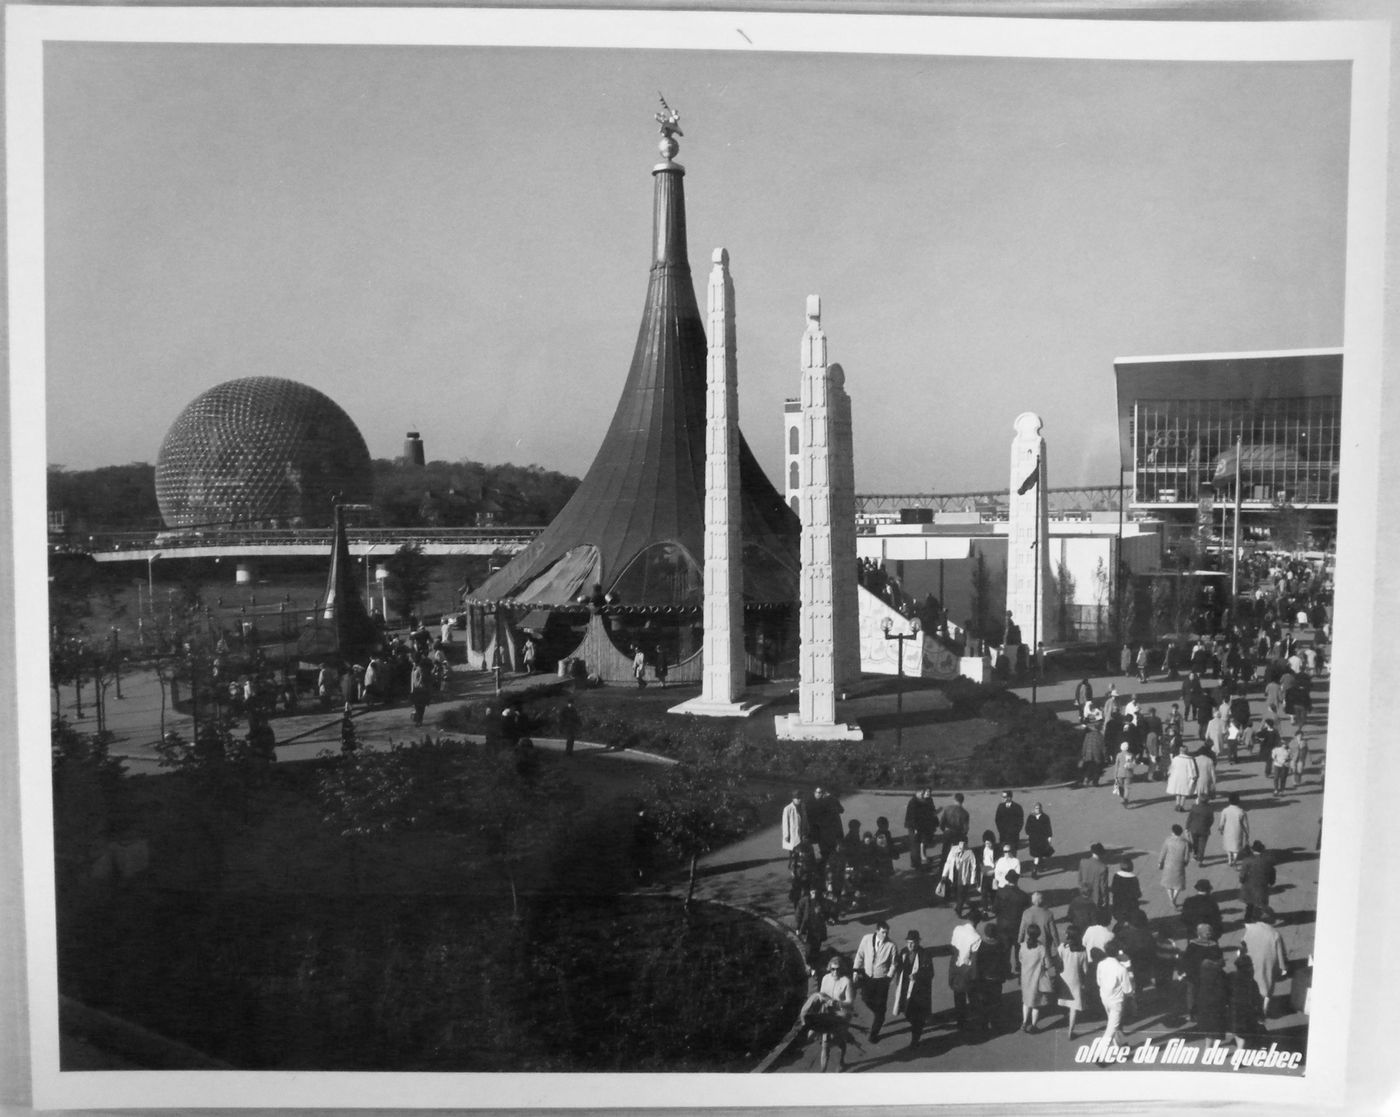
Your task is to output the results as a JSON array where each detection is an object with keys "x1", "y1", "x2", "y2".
[
  {"x1": 1114, "y1": 348, "x2": 1343, "y2": 557},
  {"x1": 467, "y1": 105, "x2": 799, "y2": 680}
]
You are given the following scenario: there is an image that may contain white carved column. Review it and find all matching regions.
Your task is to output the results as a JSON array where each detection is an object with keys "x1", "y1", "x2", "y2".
[
  {"x1": 1007, "y1": 412, "x2": 1052, "y2": 650},
  {"x1": 672, "y1": 248, "x2": 750, "y2": 717}
]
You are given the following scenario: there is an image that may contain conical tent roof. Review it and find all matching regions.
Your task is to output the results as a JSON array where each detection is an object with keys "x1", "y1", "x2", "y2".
[
  {"x1": 474, "y1": 112, "x2": 798, "y2": 609},
  {"x1": 297, "y1": 504, "x2": 380, "y2": 663}
]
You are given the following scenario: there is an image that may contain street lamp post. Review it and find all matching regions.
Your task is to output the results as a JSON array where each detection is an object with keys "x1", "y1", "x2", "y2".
[
  {"x1": 881, "y1": 615, "x2": 921, "y2": 749},
  {"x1": 147, "y1": 552, "x2": 161, "y2": 619}
]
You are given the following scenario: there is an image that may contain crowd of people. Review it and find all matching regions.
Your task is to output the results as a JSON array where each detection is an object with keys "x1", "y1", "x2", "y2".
[{"x1": 784, "y1": 685, "x2": 1313, "y2": 1072}]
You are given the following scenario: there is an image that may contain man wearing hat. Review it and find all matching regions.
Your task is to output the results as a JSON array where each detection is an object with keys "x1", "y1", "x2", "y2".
[
  {"x1": 890, "y1": 929, "x2": 935, "y2": 1047},
  {"x1": 1180, "y1": 879, "x2": 1224, "y2": 941}
]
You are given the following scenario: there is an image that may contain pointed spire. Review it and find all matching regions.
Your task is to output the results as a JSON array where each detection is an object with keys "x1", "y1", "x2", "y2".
[
  {"x1": 474, "y1": 102, "x2": 797, "y2": 610},
  {"x1": 309, "y1": 503, "x2": 378, "y2": 662}
]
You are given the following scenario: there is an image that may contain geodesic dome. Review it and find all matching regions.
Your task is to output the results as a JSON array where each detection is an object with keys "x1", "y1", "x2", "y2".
[{"x1": 155, "y1": 377, "x2": 373, "y2": 531}]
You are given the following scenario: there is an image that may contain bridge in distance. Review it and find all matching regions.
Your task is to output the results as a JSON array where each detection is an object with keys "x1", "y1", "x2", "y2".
[{"x1": 74, "y1": 486, "x2": 1123, "y2": 563}]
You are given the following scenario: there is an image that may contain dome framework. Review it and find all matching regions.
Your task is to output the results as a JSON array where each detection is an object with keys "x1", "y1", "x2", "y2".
[{"x1": 155, "y1": 376, "x2": 373, "y2": 532}]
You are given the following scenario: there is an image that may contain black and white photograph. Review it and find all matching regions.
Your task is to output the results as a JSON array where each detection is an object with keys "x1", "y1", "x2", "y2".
[{"x1": 3, "y1": 4, "x2": 1395, "y2": 1112}]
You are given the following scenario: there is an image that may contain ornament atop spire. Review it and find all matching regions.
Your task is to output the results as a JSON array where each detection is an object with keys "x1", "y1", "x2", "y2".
[{"x1": 655, "y1": 93, "x2": 682, "y2": 164}]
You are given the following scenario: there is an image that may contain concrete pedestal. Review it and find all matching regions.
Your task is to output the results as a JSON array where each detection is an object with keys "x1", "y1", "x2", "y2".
[
  {"x1": 774, "y1": 712, "x2": 864, "y2": 741},
  {"x1": 671, "y1": 696, "x2": 766, "y2": 719}
]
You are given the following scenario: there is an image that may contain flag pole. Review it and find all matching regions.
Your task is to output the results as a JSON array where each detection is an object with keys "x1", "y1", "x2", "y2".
[
  {"x1": 1032, "y1": 451, "x2": 1041, "y2": 708},
  {"x1": 1230, "y1": 434, "x2": 1242, "y2": 607}
]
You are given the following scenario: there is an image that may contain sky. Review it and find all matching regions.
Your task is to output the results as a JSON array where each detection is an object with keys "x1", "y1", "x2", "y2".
[{"x1": 43, "y1": 42, "x2": 1349, "y2": 493}]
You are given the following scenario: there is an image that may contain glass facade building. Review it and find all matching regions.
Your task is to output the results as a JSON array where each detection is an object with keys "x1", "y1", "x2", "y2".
[{"x1": 1114, "y1": 350, "x2": 1342, "y2": 552}]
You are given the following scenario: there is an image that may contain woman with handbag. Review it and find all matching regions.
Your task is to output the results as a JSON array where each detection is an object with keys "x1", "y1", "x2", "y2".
[{"x1": 1018, "y1": 923, "x2": 1055, "y2": 1033}]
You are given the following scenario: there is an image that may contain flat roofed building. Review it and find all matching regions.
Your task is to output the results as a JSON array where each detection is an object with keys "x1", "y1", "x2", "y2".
[{"x1": 1114, "y1": 348, "x2": 1342, "y2": 550}]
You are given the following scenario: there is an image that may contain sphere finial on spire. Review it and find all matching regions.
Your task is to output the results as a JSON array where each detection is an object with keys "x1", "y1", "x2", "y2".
[{"x1": 656, "y1": 93, "x2": 682, "y2": 161}]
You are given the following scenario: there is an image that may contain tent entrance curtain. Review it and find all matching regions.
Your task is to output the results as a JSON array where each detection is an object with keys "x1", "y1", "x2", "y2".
[
  {"x1": 516, "y1": 609, "x2": 552, "y2": 634},
  {"x1": 513, "y1": 545, "x2": 601, "y2": 606}
]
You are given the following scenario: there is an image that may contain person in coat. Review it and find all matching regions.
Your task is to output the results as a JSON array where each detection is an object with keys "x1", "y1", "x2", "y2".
[
  {"x1": 1166, "y1": 745, "x2": 1198, "y2": 811},
  {"x1": 1110, "y1": 859, "x2": 1142, "y2": 924},
  {"x1": 995, "y1": 791, "x2": 1026, "y2": 854},
  {"x1": 1112, "y1": 743, "x2": 1136, "y2": 806},
  {"x1": 889, "y1": 929, "x2": 935, "y2": 1047},
  {"x1": 782, "y1": 789, "x2": 809, "y2": 873},
  {"x1": 1018, "y1": 890, "x2": 1059, "y2": 950},
  {"x1": 941, "y1": 839, "x2": 981, "y2": 917},
  {"x1": 1193, "y1": 749, "x2": 1218, "y2": 800},
  {"x1": 1237, "y1": 841, "x2": 1277, "y2": 922},
  {"x1": 1240, "y1": 908, "x2": 1289, "y2": 1016},
  {"x1": 902, "y1": 786, "x2": 938, "y2": 871},
  {"x1": 1079, "y1": 715, "x2": 1107, "y2": 788},
  {"x1": 1018, "y1": 923, "x2": 1054, "y2": 1033},
  {"x1": 1217, "y1": 793, "x2": 1250, "y2": 866},
  {"x1": 1185, "y1": 795, "x2": 1215, "y2": 865},
  {"x1": 1158, "y1": 824, "x2": 1192, "y2": 907},
  {"x1": 1193, "y1": 954, "x2": 1231, "y2": 1042},
  {"x1": 1181, "y1": 879, "x2": 1224, "y2": 941},
  {"x1": 939, "y1": 793, "x2": 971, "y2": 866},
  {"x1": 1056, "y1": 925, "x2": 1090, "y2": 1036},
  {"x1": 1025, "y1": 802, "x2": 1054, "y2": 878},
  {"x1": 808, "y1": 787, "x2": 844, "y2": 862},
  {"x1": 1078, "y1": 843, "x2": 1112, "y2": 908},
  {"x1": 1228, "y1": 953, "x2": 1266, "y2": 1048},
  {"x1": 1178, "y1": 924, "x2": 1223, "y2": 1020}
]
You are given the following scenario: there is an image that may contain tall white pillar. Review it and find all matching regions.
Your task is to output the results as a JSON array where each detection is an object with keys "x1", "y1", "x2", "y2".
[
  {"x1": 777, "y1": 296, "x2": 861, "y2": 740},
  {"x1": 829, "y1": 364, "x2": 861, "y2": 687},
  {"x1": 1007, "y1": 411, "x2": 1053, "y2": 650},
  {"x1": 672, "y1": 248, "x2": 751, "y2": 717}
]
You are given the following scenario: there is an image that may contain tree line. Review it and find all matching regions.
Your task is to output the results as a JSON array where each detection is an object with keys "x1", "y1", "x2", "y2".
[{"x1": 46, "y1": 458, "x2": 581, "y2": 534}]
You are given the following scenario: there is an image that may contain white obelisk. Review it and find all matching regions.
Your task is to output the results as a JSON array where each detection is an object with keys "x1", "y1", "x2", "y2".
[
  {"x1": 672, "y1": 248, "x2": 750, "y2": 716},
  {"x1": 1007, "y1": 412, "x2": 1052, "y2": 651},
  {"x1": 777, "y1": 296, "x2": 862, "y2": 740}
]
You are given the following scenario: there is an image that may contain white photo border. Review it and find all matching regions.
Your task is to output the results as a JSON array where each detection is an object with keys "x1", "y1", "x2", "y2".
[{"x1": 6, "y1": 5, "x2": 1390, "y2": 1111}]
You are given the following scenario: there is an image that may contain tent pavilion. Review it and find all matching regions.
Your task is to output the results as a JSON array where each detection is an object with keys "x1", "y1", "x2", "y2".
[{"x1": 466, "y1": 105, "x2": 798, "y2": 682}]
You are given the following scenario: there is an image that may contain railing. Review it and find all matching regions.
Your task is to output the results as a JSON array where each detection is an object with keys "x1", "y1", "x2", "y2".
[{"x1": 70, "y1": 526, "x2": 542, "y2": 554}]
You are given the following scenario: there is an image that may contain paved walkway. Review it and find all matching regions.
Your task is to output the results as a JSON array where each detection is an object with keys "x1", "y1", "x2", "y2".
[
  {"x1": 61, "y1": 658, "x2": 1323, "y2": 1074},
  {"x1": 690, "y1": 666, "x2": 1325, "y2": 1074}
]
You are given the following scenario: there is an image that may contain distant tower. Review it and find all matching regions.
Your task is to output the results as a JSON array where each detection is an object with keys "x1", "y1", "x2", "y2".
[
  {"x1": 784, "y1": 399, "x2": 801, "y2": 514},
  {"x1": 1007, "y1": 412, "x2": 1052, "y2": 649},
  {"x1": 403, "y1": 431, "x2": 425, "y2": 467}
]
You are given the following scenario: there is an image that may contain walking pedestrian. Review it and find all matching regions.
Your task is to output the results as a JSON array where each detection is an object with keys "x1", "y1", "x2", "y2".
[
  {"x1": 1018, "y1": 924, "x2": 1055, "y2": 1033},
  {"x1": 795, "y1": 883, "x2": 827, "y2": 976},
  {"x1": 782, "y1": 789, "x2": 809, "y2": 875},
  {"x1": 1217, "y1": 793, "x2": 1250, "y2": 866},
  {"x1": 948, "y1": 910, "x2": 983, "y2": 1031},
  {"x1": 940, "y1": 839, "x2": 980, "y2": 916},
  {"x1": 1057, "y1": 926, "x2": 1090, "y2": 1037},
  {"x1": 1078, "y1": 843, "x2": 1111, "y2": 909},
  {"x1": 1096, "y1": 947, "x2": 1135, "y2": 1050},
  {"x1": 1167, "y1": 745, "x2": 1197, "y2": 811},
  {"x1": 1185, "y1": 796, "x2": 1215, "y2": 865},
  {"x1": 853, "y1": 922, "x2": 897, "y2": 1044},
  {"x1": 1112, "y1": 743, "x2": 1135, "y2": 806},
  {"x1": 1026, "y1": 802, "x2": 1054, "y2": 878},
  {"x1": 995, "y1": 790, "x2": 1025, "y2": 854},
  {"x1": 1271, "y1": 738, "x2": 1291, "y2": 795},
  {"x1": 890, "y1": 929, "x2": 934, "y2": 1048},
  {"x1": 902, "y1": 786, "x2": 938, "y2": 871},
  {"x1": 1158, "y1": 823, "x2": 1191, "y2": 908}
]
